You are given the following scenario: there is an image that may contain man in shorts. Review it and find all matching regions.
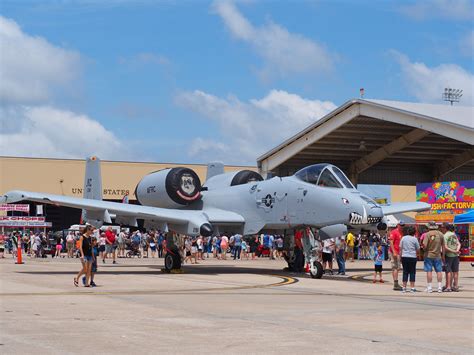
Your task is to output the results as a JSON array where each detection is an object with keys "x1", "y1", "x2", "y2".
[
  {"x1": 389, "y1": 222, "x2": 404, "y2": 290},
  {"x1": 423, "y1": 222, "x2": 444, "y2": 293},
  {"x1": 105, "y1": 226, "x2": 117, "y2": 264},
  {"x1": 441, "y1": 223, "x2": 460, "y2": 292}
]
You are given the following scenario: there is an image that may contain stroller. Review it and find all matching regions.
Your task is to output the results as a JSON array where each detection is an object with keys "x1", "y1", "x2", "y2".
[{"x1": 126, "y1": 242, "x2": 142, "y2": 258}]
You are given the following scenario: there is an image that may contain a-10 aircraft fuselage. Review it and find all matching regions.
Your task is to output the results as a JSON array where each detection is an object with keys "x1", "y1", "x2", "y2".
[{"x1": 200, "y1": 175, "x2": 382, "y2": 235}]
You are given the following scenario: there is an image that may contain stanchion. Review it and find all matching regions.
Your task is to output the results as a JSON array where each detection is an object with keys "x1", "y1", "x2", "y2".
[{"x1": 15, "y1": 239, "x2": 24, "y2": 264}]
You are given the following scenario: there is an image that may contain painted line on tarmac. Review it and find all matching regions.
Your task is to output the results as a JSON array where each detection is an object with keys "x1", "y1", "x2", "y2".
[{"x1": 0, "y1": 274, "x2": 298, "y2": 297}]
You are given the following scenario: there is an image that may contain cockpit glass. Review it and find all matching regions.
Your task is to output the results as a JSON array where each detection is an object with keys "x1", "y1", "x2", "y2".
[
  {"x1": 332, "y1": 167, "x2": 355, "y2": 189},
  {"x1": 317, "y1": 169, "x2": 343, "y2": 188},
  {"x1": 294, "y1": 164, "x2": 326, "y2": 184}
]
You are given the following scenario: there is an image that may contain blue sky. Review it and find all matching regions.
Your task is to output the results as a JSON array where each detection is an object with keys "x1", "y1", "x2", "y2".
[{"x1": 1, "y1": 0, "x2": 473, "y2": 165}]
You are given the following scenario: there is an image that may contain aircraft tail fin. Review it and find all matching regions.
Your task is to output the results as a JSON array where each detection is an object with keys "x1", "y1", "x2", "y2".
[
  {"x1": 206, "y1": 161, "x2": 225, "y2": 181},
  {"x1": 83, "y1": 156, "x2": 103, "y2": 200},
  {"x1": 81, "y1": 156, "x2": 103, "y2": 226}
]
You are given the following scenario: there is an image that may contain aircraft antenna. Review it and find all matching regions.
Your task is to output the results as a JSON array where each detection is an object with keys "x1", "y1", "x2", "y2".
[{"x1": 443, "y1": 87, "x2": 463, "y2": 106}]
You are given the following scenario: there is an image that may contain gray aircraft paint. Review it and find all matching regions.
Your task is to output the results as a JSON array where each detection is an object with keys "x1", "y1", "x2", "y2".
[{"x1": 1, "y1": 158, "x2": 430, "y2": 239}]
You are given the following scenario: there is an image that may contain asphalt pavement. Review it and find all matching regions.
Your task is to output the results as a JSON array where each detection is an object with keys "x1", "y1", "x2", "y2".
[{"x1": 1, "y1": 255, "x2": 473, "y2": 354}]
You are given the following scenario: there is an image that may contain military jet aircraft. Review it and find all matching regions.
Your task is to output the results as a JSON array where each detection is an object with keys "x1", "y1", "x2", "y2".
[{"x1": 1, "y1": 157, "x2": 429, "y2": 278}]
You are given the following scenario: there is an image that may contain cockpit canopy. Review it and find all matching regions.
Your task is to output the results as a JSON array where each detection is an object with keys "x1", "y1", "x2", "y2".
[{"x1": 294, "y1": 164, "x2": 355, "y2": 189}]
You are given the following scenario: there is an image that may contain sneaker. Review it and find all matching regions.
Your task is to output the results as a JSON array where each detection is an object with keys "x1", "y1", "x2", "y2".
[
  {"x1": 410, "y1": 288, "x2": 416, "y2": 293},
  {"x1": 443, "y1": 288, "x2": 451, "y2": 292},
  {"x1": 425, "y1": 287, "x2": 433, "y2": 293},
  {"x1": 102, "y1": 260, "x2": 105, "y2": 264},
  {"x1": 402, "y1": 287, "x2": 406, "y2": 293},
  {"x1": 393, "y1": 285, "x2": 403, "y2": 291},
  {"x1": 90, "y1": 281, "x2": 97, "y2": 287},
  {"x1": 438, "y1": 287, "x2": 443, "y2": 293}
]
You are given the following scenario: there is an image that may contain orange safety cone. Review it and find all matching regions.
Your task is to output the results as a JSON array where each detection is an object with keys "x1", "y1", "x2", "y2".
[
  {"x1": 305, "y1": 263, "x2": 310, "y2": 273},
  {"x1": 16, "y1": 239, "x2": 24, "y2": 264}
]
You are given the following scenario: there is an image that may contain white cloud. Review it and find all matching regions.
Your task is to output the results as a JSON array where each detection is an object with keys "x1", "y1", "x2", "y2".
[
  {"x1": 176, "y1": 89, "x2": 336, "y2": 164},
  {"x1": 460, "y1": 30, "x2": 474, "y2": 56},
  {"x1": 400, "y1": 0, "x2": 474, "y2": 21},
  {"x1": 393, "y1": 51, "x2": 474, "y2": 104},
  {"x1": 0, "y1": 106, "x2": 128, "y2": 159},
  {"x1": 0, "y1": 16, "x2": 127, "y2": 160},
  {"x1": 213, "y1": 1, "x2": 334, "y2": 80},
  {"x1": 0, "y1": 16, "x2": 81, "y2": 104}
]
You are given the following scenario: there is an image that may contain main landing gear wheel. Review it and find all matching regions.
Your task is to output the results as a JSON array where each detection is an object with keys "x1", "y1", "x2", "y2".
[
  {"x1": 310, "y1": 261, "x2": 324, "y2": 279},
  {"x1": 164, "y1": 249, "x2": 182, "y2": 273}
]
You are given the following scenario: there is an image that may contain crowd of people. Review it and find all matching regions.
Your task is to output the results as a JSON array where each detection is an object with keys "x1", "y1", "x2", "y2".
[
  {"x1": 0, "y1": 221, "x2": 464, "y2": 293},
  {"x1": 388, "y1": 221, "x2": 462, "y2": 293}
]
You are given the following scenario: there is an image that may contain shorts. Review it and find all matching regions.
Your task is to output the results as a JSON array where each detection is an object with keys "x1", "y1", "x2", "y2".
[
  {"x1": 424, "y1": 257, "x2": 443, "y2": 273},
  {"x1": 186, "y1": 251, "x2": 191, "y2": 257},
  {"x1": 105, "y1": 244, "x2": 114, "y2": 253},
  {"x1": 99, "y1": 245, "x2": 105, "y2": 252},
  {"x1": 374, "y1": 264, "x2": 383, "y2": 272},
  {"x1": 345, "y1": 246, "x2": 354, "y2": 253},
  {"x1": 66, "y1": 242, "x2": 74, "y2": 249},
  {"x1": 445, "y1": 256, "x2": 459, "y2": 273},
  {"x1": 322, "y1": 252, "x2": 332, "y2": 263},
  {"x1": 390, "y1": 254, "x2": 400, "y2": 270},
  {"x1": 56, "y1": 244, "x2": 62, "y2": 251},
  {"x1": 91, "y1": 261, "x2": 97, "y2": 273},
  {"x1": 83, "y1": 255, "x2": 93, "y2": 263},
  {"x1": 277, "y1": 247, "x2": 283, "y2": 252},
  {"x1": 150, "y1": 244, "x2": 157, "y2": 251}
]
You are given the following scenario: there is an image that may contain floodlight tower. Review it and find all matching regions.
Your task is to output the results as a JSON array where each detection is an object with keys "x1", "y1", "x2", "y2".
[{"x1": 443, "y1": 88, "x2": 463, "y2": 105}]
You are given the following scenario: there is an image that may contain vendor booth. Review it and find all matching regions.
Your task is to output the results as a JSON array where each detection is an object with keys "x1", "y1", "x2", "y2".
[
  {"x1": 416, "y1": 180, "x2": 474, "y2": 261},
  {"x1": 454, "y1": 210, "x2": 474, "y2": 261}
]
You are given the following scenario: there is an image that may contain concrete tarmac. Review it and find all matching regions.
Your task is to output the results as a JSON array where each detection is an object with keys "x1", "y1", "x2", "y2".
[{"x1": 1, "y1": 255, "x2": 473, "y2": 354}]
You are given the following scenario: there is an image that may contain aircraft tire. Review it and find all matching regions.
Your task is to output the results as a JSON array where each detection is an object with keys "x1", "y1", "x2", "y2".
[
  {"x1": 310, "y1": 261, "x2": 324, "y2": 279},
  {"x1": 164, "y1": 249, "x2": 182, "y2": 271},
  {"x1": 164, "y1": 254, "x2": 175, "y2": 271}
]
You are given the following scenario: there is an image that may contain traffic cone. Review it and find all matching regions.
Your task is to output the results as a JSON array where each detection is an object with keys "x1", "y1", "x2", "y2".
[
  {"x1": 305, "y1": 263, "x2": 310, "y2": 273},
  {"x1": 15, "y1": 240, "x2": 24, "y2": 264}
]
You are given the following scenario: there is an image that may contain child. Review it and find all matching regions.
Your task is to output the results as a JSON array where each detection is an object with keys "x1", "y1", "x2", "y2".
[{"x1": 371, "y1": 245, "x2": 385, "y2": 283}]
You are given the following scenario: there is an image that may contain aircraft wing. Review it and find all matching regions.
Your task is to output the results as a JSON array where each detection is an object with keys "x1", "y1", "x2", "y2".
[
  {"x1": 381, "y1": 202, "x2": 430, "y2": 216},
  {"x1": 0, "y1": 190, "x2": 242, "y2": 236}
]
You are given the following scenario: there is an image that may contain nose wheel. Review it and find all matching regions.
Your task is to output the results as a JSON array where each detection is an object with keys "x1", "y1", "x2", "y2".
[{"x1": 309, "y1": 260, "x2": 323, "y2": 279}]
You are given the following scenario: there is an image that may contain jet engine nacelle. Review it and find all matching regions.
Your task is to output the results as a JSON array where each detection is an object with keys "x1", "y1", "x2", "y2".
[
  {"x1": 135, "y1": 167, "x2": 202, "y2": 208},
  {"x1": 204, "y1": 170, "x2": 263, "y2": 190}
]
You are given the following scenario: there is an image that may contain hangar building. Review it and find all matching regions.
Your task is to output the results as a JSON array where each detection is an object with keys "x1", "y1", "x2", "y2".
[{"x1": 258, "y1": 99, "x2": 473, "y2": 184}]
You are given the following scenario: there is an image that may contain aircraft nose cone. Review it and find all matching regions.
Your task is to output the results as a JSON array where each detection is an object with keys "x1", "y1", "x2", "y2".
[{"x1": 200, "y1": 223, "x2": 213, "y2": 237}]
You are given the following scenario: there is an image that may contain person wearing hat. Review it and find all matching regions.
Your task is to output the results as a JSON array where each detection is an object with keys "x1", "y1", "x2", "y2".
[{"x1": 423, "y1": 222, "x2": 444, "y2": 293}]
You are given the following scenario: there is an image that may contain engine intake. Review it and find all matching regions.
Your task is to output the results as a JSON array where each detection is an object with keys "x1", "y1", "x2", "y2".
[{"x1": 135, "y1": 167, "x2": 202, "y2": 208}]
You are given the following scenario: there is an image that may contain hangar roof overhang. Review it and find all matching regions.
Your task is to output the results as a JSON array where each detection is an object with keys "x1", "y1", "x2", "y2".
[{"x1": 257, "y1": 99, "x2": 474, "y2": 185}]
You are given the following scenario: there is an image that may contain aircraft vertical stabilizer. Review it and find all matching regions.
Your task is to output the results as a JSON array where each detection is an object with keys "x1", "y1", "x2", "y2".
[
  {"x1": 83, "y1": 156, "x2": 103, "y2": 200},
  {"x1": 206, "y1": 161, "x2": 225, "y2": 181},
  {"x1": 81, "y1": 156, "x2": 104, "y2": 226}
]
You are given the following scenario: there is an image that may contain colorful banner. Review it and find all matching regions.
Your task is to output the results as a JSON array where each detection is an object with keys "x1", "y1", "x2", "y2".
[
  {"x1": 0, "y1": 216, "x2": 51, "y2": 227},
  {"x1": 416, "y1": 181, "x2": 474, "y2": 223},
  {"x1": 0, "y1": 204, "x2": 30, "y2": 212}
]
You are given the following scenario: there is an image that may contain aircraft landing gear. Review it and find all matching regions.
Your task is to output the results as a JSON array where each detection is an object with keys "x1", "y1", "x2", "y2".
[
  {"x1": 163, "y1": 234, "x2": 183, "y2": 273},
  {"x1": 164, "y1": 247, "x2": 182, "y2": 272},
  {"x1": 309, "y1": 260, "x2": 323, "y2": 279},
  {"x1": 302, "y1": 227, "x2": 323, "y2": 279}
]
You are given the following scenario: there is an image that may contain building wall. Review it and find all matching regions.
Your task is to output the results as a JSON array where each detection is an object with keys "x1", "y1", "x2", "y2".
[{"x1": 0, "y1": 157, "x2": 256, "y2": 200}]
